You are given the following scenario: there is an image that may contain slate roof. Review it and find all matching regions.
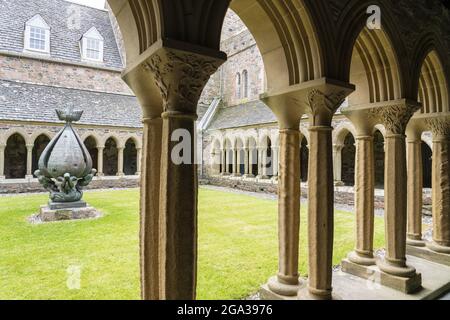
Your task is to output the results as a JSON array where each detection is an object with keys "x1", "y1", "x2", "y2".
[
  {"x1": 0, "y1": 80, "x2": 142, "y2": 128},
  {"x1": 0, "y1": 0, "x2": 123, "y2": 69},
  {"x1": 208, "y1": 100, "x2": 276, "y2": 130}
]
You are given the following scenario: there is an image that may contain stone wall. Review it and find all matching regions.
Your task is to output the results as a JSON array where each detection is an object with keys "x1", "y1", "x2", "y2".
[{"x1": 0, "y1": 55, "x2": 132, "y2": 95}]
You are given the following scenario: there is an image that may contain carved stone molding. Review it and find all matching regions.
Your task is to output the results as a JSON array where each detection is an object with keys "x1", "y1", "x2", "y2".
[
  {"x1": 426, "y1": 118, "x2": 450, "y2": 137},
  {"x1": 306, "y1": 89, "x2": 347, "y2": 118},
  {"x1": 143, "y1": 48, "x2": 224, "y2": 115},
  {"x1": 369, "y1": 103, "x2": 421, "y2": 134}
]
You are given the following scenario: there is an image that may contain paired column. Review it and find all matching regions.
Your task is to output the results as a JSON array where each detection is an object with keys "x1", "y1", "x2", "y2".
[
  {"x1": 26, "y1": 144, "x2": 34, "y2": 178},
  {"x1": 232, "y1": 148, "x2": 239, "y2": 176},
  {"x1": 371, "y1": 103, "x2": 421, "y2": 278},
  {"x1": 347, "y1": 135, "x2": 376, "y2": 265},
  {"x1": 243, "y1": 147, "x2": 250, "y2": 177},
  {"x1": 272, "y1": 146, "x2": 279, "y2": 179},
  {"x1": 97, "y1": 147, "x2": 104, "y2": 177},
  {"x1": 426, "y1": 118, "x2": 450, "y2": 254},
  {"x1": 136, "y1": 147, "x2": 142, "y2": 175},
  {"x1": 142, "y1": 46, "x2": 224, "y2": 299},
  {"x1": 117, "y1": 146, "x2": 125, "y2": 176},
  {"x1": 221, "y1": 149, "x2": 227, "y2": 175},
  {"x1": 0, "y1": 143, "x2": 5, "y2": 180},
  {"x1": 406, "y1": 133, "x2": 425, "y2": 247}
]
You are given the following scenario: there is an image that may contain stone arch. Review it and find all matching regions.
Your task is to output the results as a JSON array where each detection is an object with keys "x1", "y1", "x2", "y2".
[
  {"x1": 416, "y1": 50, "x2": 449, "y2": 114},
  {"x1": 347, "y1": 26, "x2": 402, "y2": 105},
  {"x1": 336, "y1": 0, "x2": 405, "y2": 88},
  {"x1": 84, "y1": 135, "x2": 98, "y2": 171},
  {"x1": 3, "y1": 129, "x2": 32, "y2": 146},
  {"x1": 229, "y1": 1, "x2": 324, "y2": 89},
  {"x1": 373, "y1": 129, "x2": 385, "y2": 188},
  {"x1": 32, "y1": 134, "x2": 51, "y2": 176},
  {"x1": 124, "y1": 137, "x2": 138, "y2": 175},
  {"x1": 341, "y1": 132, "x2": 356, "y2": 186},
  {"x1": 334, "y1": 123, "x2": 356, "y2": 146},
  {"x1": 299, "y1": 127, "x2": 310, "y2": 146},
  {"x1": 4, "y1": 133, "x2": 27, "y2": 179},
  {"x1": 103, "y1": 136, "x2": 119, "y2": 176}
]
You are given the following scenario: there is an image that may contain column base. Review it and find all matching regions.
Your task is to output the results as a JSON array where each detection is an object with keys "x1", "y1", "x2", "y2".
[
  {"x1": 377, "y1": 258, "x2": 418, "y2": 278},
  {"x1": 257, "y1": 175, "x2": 270, "y2": 180},
  {"x1": 427, "y1": 241, "x2": 450, "y2": 254},
  {"x1": 0, "y1": 176, "x2": 5, "y2": 181},
  {"x1": 221, "y1": 173, "x2": 230, "y2": 176},
  {"x1": 232, "y1": 173, "x2": 242, "y2": 177},
  {"x1": 266, "y1": 276, "x2": 301, "y2": 297},
  {"x1": 407, "y1": 244, "x2": 450, "y2": 266},
  {"x1": 334, "y1": 180, "x2": 345, "y2": 187},
  {"x1": 243, "y1": 174, "x2": 254, "y2": 178},
  {"x1": 347, "y1": 250, "x2": 376, "y2": 266},
  {"x1": 297, "y1": 286, "x2": 335, "y2": 300},
  {"x1": 406, "y1": 236, "x2": 426, "y2": 247},
  {"x1": 26, "y1": 175, "x2": 34, "y2": 180},
  {"x1": 342, "y1": 258, "x2": 422, "y2": 294}
]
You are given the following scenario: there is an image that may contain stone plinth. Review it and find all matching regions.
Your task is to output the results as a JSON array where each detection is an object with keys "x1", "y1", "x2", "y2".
[
  {"x1": 407, "y1": 245, "x2": 450, "y2": 267},
  {"x1": 341, "y1": 258, "x2": 422, "y2": 294},
  {"x1": 30, "y1": 203, "x2": 101, "y2": 223}
]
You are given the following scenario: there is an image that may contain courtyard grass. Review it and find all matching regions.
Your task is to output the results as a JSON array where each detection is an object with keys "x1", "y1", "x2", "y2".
[{"x1": 0, "y1": 188, "x2": 385, "y2": 300}]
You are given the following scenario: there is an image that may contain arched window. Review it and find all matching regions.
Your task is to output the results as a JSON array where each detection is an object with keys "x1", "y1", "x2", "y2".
[
  {"x1": 235, "y1": 73, "x2": 241, "y2": 99},
  {"x1": 84, "y1": 136, "x2": 98, "y2": 170},
  {"x1": 32, "y1": 134, "x2": 51, "y2": 175},
  {"x1": 242, "y1": 69, "x2": 249, "y2": 98},
  {"x1": 103, "y1": 137, "x2": 118, "y2": 176},
  {"x1": 5, "y1": 134, "x2": 27, "y2": 179},
  {"x1": 124, "y1": 138, "x2": 138, "y2": 175}
]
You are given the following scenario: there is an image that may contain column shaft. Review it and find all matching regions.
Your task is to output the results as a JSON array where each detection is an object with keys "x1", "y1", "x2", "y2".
[
  {"x1": 97, "y1": 147, "x2": 104, "y2": 176},
  {"x1": 333, "y1": 145, "x2": 343, "y2": 183},
  {"x1": 140, "y1": 118, "x2": 162, "y2": 300},
  {"x1": 0, "y1": 145, "x2": 5, "y2": 178},
  {"x1": 244, "y1": 148, "x2": 250, "y2": 176},
  {"x1": 136, "y1": 148, "x2": 142, "y2": 175},
  {"x1": 117, "y1": 147, "x2": 124, "y2": 176},
  {"x1": 268, "y1": 129, "x2": 301, "y2": 296},
  {"x1": 348, "y1": 136, "x2": 376, "y2": 265},
  {"x1": 26, "y1": 144, "x2": 33, "y2": 177},
  {"x1": 428, "y1": 135, "x2": 450, "y2": 253},
  {"x1": 272, "y1": 146, "x2": 279, "y2": 178},
  {"x1": 308, "y1": 126, "x2": 334, "y2": 299},
  {"x1": 158, "y1": 112, "x2": 198, "y2": 300},
  {"x1": 406, "y1": 140, "x2": 424, "y2": 245}
]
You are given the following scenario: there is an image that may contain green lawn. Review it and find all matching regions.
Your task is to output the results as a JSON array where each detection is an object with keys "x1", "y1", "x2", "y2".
[{"x1": 0, "y1": 188, "x2": 385, "y2": 300}]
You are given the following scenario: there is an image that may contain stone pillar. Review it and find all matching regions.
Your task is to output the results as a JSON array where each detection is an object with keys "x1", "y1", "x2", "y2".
[
  {"x1": 371, "y1": 103, "x2": 421, "y2": 278},
  {"x1": 117, "y1": 146, "x2": 125, "y2": 176},
  {"x1": 259, "y1": 147, "x2": 269, "y2": 179},
  {"x1": 347, "y1": 135, "x2": 376, "y2": 265},
  {"x1": 272, "y1": 146, "x2": 279, "y2": 179},
  {"x1": 97, "y1": 147, "x2": 104, "y2": 177},
  {"x1": 143, "y1": 47, "x2": 224, "y2": 300},
  {"x1": 140, "y1": 117, "x2": 163, "y2": 300},
  {"x1": 257, "y1": 147, "x2": 263, "y2": 178},
  {"x1": 221, "y1": 149, "x2": 227, "y2": 175},
  {"x1": 232, "y1": 148, "x2": 239, "y2": 176},
  {"x1": 406, "y1": 134, "x2": 425, "y2": 247},
  {"x1": 0, "y1": 143, "x2": 5, "y2": 180},
  {"x1": 267, "y1": 128, "x2": 301, "y2": 296},
  {"x1": 243, "y1": 147, "x2": 250, "y2": 177},
  {"x1": 426, "y1": 118, "x2": 450, "y2": 254},
  {"x1": 26, "y1": 144, "x2": 34, "y2": 179},
  {"x1": 333, "y1": 144, "x2": 344, "y2": 185},
  {"x1": 136, "y1": 147, "x2": 142, "y2": 175}
]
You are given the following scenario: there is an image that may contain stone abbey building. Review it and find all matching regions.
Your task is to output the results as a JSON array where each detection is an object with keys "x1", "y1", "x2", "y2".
[{"x1": 1, "y1": 0, "x2": 449, "y2": 300}]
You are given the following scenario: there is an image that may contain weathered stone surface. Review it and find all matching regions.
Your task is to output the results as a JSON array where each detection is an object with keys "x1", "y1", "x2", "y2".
[
  {"x1": 30, "y1": 205, "x2": 102, "y2": 223},
  {"x1": 407, "y1": 245, "x2": 450, "y2": 266}
]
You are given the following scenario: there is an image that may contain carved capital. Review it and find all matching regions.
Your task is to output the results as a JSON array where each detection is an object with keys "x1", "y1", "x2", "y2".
[
  {"x1": 369, "y1": 103, "x2": 421, "y2": 134},
  {"x1": 305, "y1": 89, "x2": 348, "y2": 125},
  {"x1": 426, "y1": 118, "x2": 450, "y2": 138},
  {"x1": 143, "y1": 48, "x2": 224, "y2": 115}
]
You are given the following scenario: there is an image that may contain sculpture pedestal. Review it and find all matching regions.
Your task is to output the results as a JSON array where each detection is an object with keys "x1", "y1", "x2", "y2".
[{"x1": 30, "y1": 202, "x2": 101, "y2": 223}]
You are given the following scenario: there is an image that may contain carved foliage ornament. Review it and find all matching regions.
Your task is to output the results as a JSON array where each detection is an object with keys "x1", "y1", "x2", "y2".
[
  {"x1": 426, "y1": 118, "x2": 450, "y2": 137},
  {"x1": 143, "y1": 49, "x2": 222, "y2": 114},
  {"x1": 369, "y1": 104, "x2": 420, "y2": 134},
  {"x1": 306, "y1": 89, "x2": 347, "y2": 116}
]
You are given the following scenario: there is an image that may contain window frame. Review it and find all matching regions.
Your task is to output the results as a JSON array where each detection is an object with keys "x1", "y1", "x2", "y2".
[
  {"x1": 24, "y1": 15, "x2": 50, "y2": 54},
  {"x1": 81, "y1": 27, "x2": 104, "y2": 63}
]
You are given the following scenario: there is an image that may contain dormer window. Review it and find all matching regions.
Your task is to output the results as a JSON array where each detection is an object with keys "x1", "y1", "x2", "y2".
[
  {"x1": 24, "y1": 15, "x2": 50, "y2": 54},
  {"x1": 81, "y1": 27, "x2": 104, "y2": 62}
]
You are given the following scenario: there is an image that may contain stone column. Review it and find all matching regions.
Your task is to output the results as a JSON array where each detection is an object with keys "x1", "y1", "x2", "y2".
[
  {"x1": 426, "y1": 118, "x2": 450, "y2": 254},
  {"x1": 304, "y1": 87, "x2": 353, "y2": 300},
  {"x1": 143, "y1": 47, "x2": 224, "y2": 300},
  {"x1": 347, "y1": 135, "x2": 376, "y2": 265},
  {"x1": 117, "y1": 146, "x2": 125, "y2": 176},
  {"x1": 406, "y1": 134, "x2": 425, "y2": 247},
  {"x1": 371, "y1": 103, "x2": 421, "y2": 278},
  {"x1": 26, "y1": 144, "x2": 34, "y2": 179},
  {"x1": 97, "y1": 147, "x2": 104, "y2": 177},
  {"x1": 139, "y1": 117, "x2": 163, "y2": 300},
  {"x1": 232, "y1": 148, "x2": 239, "y2": 176},
  {"x1": 136, "y1": 147, "x2": 142, "y2": 175},
  {"x1": 256, "y1": 147, "x2": 263, "y2": 178},
  {"x1": 333, "y1": 144, "x2": 344, "y2": 185},
  {"x1": 259, "y1": 147, "x2": 269, "y2": 179},
  {"x1": 272, "y1": 146, "x2": 279, "y2": 179},
  {"x1": 267, "y1": 128, "x2": 301, "y2": 296},
  {"x1": 243, "y1": 147, "x2": 250, "y2": 177},
  {"x1": 0, "y1": 143, "x2": 5, "y2": 180}
]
